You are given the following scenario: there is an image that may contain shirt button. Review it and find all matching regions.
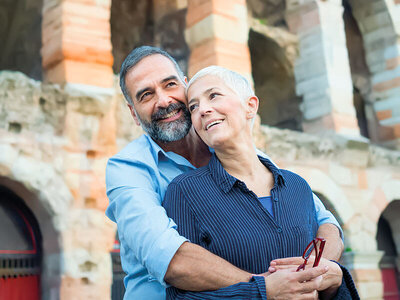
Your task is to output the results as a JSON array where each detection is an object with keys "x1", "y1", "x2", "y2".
[
  {"x1": 274, "y1": 197, "x2": 278, "y2": 202},
  {"x1": 277, "y1": 227, "x2": 282, "y2": 233}
]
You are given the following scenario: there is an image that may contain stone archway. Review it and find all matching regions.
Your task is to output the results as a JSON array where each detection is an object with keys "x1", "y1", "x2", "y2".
[
  {"x1": 377, "y1": 200, "x2": 400, "y2": 299},
  {"x1": 342, "y1": 0, "x2": 372, "y2": 139},
  {"x1": 0, "y1": 154, "x2": 73, "y2": 300},
  {"x1": 284, "y1": 166, "x2": 354, "y2": 225},
  {"x1": 0, "y1": 186, "x2": 42, "y2": 300},
  {"x1": 346, "y1": 0, "x2": 400, "y2": 147}
]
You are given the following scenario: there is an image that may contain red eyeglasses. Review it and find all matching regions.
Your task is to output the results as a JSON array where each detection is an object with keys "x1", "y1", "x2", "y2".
[{"x1": 296, "y1": 238, "x2": 326, "y2": 272}]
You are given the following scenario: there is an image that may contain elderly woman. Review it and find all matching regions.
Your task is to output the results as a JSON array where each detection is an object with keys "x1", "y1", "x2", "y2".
[{"x1": 163, "y1": 66, "x2": 358, "y2": 299}]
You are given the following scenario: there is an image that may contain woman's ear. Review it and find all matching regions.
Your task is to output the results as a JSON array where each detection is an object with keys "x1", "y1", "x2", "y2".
[{"x1": 245, "y1": 96, "x2": 259, "y2": 119}]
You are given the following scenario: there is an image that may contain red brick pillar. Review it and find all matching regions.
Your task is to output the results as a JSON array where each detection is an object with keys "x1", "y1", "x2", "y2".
[
  {"x1": 41, "y1": 0, "x2": 114, "y2": 88},
  {"x1": 185, "y1": 0, "x2": 252, "y2": 80}
]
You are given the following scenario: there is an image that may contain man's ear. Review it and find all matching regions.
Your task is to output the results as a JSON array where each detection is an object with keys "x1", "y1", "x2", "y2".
[
  {"x1": 128, "y1": 104, "x2": 141, "y2": 126},
  {"x1": 246, "y1": 96, "x2": 259, "y2": 119}
]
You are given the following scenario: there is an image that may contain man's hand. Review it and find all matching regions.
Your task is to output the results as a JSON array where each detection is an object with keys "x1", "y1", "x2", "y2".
[
  {"x1": 268, "y1": 256, "x2": 342, "y2": 299},
  {"x1": 264, "y1": 265, "x2": 329, "y2": 300}
]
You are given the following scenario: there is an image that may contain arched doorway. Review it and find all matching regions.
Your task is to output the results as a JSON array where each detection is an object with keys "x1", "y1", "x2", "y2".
[
  {"x1": 377, "y1": 200, "x2": 400, "y2": 300},
  {"x1": 0, "y1": 186, "x2": 42, "y2": 300},
  {"x1": 342, "y1": 0, "x2": 371, "y2": 139}
]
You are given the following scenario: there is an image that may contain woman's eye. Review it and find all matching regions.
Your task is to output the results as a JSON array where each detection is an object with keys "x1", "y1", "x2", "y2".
[
  {"x1": 210, "y1": 92, "x2": 219, "y2": 99},
  {"x1": 189, "y1": 104, "x2": 198, "y2": 112}
]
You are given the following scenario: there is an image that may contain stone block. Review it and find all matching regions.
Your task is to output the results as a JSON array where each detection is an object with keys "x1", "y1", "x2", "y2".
[
  {"x1": 373, "y1": 76, "x2": 400, "y2": 92},
  {"x1": 0, "y1": 143, "x2": 19, "y2": 173},
  {"x1": 329, "y1": 163, "x2": 357, "y2": 187},
  {"x1": 394, "y1": 123, "x2": 400, "y2": 138},
  {"x1": 62, "y1": 1, "x2": 110, "y2": 21},
  {"x1": 339, "y1": 138, "x2": 369, "y2": 167},
  {"x1": 372, "y1": 65, "x2": 400, "y2": 85},
  {"x1": 186, "y1": 0, "x2": 245, "y2": 28},
  {"x1": 64, "y1": 152, "x2": 89, "y2": 171},
  {"x1": 188, "y1": 38, "x2": 251, "y2": 78},
  {"x1": 376, "y1": 109, "x2": 392, "y2": 120},
  {"x1": 357, "y1": 281, "x2": 384, "y2": 299},
  {"x1": 351, "y1": 268, "x2": 383, "y2": 282},
  {"x1": 64, "y1": 209, "x2": 115, "y2": 252},
  {"x1": 332, "y1": 113, "x2": 360, "y2": 137},
  {"x1": 386, "y1": 56, "x2": 400, "y2": 70},
  {"x1": 186, "y1": 0, "x2": 213, "y2": 28},
  {"x1": 45, "y1": 60, "x2": 113, "y2": 88},
  {"x1": 358, "y1": 170, "x2": 369, "y2": 190},
  {"x1": 185, "y1": 13, "x2": 248, "y2": 48},
  {"x1": 64, "y1": 0, "x2": 111, "y2": 7},
  {"x1": 296, "y1": 74, "x2": 329, "y2": 96},
  {"x1": 294, "y1": 53, "x2": 326, "y2": 82},
  {"x1": 301, "y1": 95, "x2": 332, "y2": 121},
  {"x1": 362, "y1": 10, "x2": 392, "y2": 33}
]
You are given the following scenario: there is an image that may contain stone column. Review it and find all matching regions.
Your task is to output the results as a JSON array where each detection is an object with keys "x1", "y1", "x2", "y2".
[
  {"x1": 185, "y1": 0, "x2": 252, "y2": 81},
  {"x1": 349, "y1": 0, "x2": 400, "y2": 149},
  {"x1": 286, "y1": 0, "x2": 360, "y2": 137},
  {"x1": 41, "y1": 0, "x2": 114, "y2": 88},
  {"x1": 341, "y1": 251, "x2": 384, "y2": 299}
]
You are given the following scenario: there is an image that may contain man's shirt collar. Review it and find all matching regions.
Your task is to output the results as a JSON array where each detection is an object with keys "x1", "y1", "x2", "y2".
[
  {"x1": 144, "y1": 134, "x2": 195, "y2": 169},
  {"x1": 208, "y1": 153, "x2": 286, "y2": 194}
]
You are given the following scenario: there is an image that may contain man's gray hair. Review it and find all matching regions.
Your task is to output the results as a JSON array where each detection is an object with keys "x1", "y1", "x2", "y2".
[
  {"x1": 187, "y1": 66, "x2": 255, "y2": 103},
  {"x1": 119, "y1": 46, "x2": 185, "y2": 106}
]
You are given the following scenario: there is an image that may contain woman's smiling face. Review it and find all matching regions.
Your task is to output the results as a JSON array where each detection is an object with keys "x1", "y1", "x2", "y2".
[{"x1": 187, "y1": 75, "x2": 251, "y2": 149}]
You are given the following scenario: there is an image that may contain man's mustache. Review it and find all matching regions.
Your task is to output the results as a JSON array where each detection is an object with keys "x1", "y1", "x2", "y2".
[{"x1": 151, "y1": 102, "x2": 187, "y2": 121}]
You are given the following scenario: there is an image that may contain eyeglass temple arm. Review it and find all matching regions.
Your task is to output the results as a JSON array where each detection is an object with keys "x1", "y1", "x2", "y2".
[{"x1": 312, "y1": 239, "x2": 326, "y2": 267}]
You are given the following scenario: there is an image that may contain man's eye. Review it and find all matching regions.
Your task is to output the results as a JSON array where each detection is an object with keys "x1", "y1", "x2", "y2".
[
  {"x1": 189, "y1": 104, "x2": 198, "y2": 112},
  {"x1": 140, "y1": 92, "x2": 152, "y2": 101},
  {"x1": 166, "y1": 81, "x2": 177, "y2": 87}
]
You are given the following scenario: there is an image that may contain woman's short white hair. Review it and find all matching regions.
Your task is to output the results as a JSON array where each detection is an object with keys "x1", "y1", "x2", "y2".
[{"x1": 187, "y1": 66, "x2": 255, "y2": 103}]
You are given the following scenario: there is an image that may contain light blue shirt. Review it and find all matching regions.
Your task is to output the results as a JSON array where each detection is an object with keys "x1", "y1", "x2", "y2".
[{"x1": 105, "y1": 134, "x2": 342, "y2": 300}]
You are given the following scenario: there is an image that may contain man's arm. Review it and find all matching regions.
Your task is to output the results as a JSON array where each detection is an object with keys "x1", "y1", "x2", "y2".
[
  {"x1": 167, "y1": 265, "x2": 328, "y2": 299},
  {"x1": 313, "y1": 193, "x2": 344, "y2": 261},
  {"x1": 165, "y1": 242, "x2": 252, "y2": 290},
  {"x1": 316, "y1": 223, "x2": 344, "y2": 261},
  {"x1": 164, "y1": 227, "x2": 341, "y2": 290}
]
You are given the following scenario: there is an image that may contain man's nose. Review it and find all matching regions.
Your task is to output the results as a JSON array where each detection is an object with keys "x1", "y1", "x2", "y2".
[{"x1": 155, "y1": 91, "x2": 172, "y2": 108}]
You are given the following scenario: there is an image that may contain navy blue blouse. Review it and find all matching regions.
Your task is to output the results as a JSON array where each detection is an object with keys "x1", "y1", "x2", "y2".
[{"x1": 163, "y1": 154, "x2": 358, "y2": 299}]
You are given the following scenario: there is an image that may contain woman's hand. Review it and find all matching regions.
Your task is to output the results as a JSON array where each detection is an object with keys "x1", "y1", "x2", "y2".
[
  {"x1": 268, "y1": 256, "x2": 343, "y2": 299},
  {"x1": 264, "y1": 266, "x2": 328, "y2": 300}
]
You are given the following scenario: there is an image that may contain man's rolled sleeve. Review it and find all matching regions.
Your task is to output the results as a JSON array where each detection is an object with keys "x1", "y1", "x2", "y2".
[
  {"x1": 168, "y1": 276, "x2": 267, "y2": 299},
  {"x1": 313, "y1": 193, "x2": 343, "y2": 239},
  {"x1": 106, "y1": 158, "x2": 188, "y2": 285}
]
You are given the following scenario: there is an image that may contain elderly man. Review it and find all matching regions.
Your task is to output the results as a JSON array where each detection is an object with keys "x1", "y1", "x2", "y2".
[{"x1": 105, "y1": 46, "x2": 344, "y2": 299}]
